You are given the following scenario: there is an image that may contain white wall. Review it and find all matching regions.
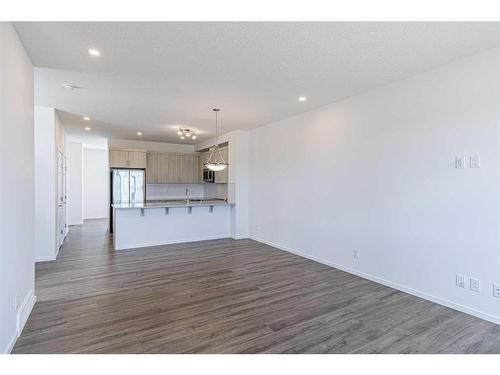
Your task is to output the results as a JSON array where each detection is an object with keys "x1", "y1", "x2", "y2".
[
  {"x1": 249, "y1": 48, "x2": 500, "y2": 324},
  {"x1": 83, "y1": 148, "x2": 109, "y2": 219},
  {"x1": 34, "y1": 106, "x2": 58, "y2": 261},
  {"x1": 196, "y1": 130, "x2": 250, "y2": 239},
  {"x1": 67, "y1": 142, "x2": 83, "y2": 225},
  {"x1": 0, "y1": 23, "x2": 35, "y2": 353},
  {"x1": 109, "y1": 139, "x2": 194, "y2": 153}
]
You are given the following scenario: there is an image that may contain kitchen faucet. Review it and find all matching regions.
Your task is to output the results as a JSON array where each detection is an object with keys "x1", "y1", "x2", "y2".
[{"x1": 185, "y1": 188, "x2": 190, "y2": 204}]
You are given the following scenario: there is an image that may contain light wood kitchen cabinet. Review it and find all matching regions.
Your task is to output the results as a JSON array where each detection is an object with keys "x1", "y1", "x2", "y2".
[
  {"x1": 109, "y1": 150, "x2": 129, "y2": 168},
  {"x1": 109, "y1": 149, "x2": 147, "y2": 169},
  {"x1": 198, "y1": 151, "x2": 210, "y2": 182},
  {"x1": 146, "y1": 153, "x2": 159, "y2": 183},
  {"x1": 127, "y1": 151, "x2": 147, "y2": 169},
  {"x1": 146, "y1": 152, "x2": 200, "y2": 184}
]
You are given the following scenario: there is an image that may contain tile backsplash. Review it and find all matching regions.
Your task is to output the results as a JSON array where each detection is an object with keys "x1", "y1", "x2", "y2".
[
  {"x1": 204, "y1": 183, "x2": 228, "y2": 200},
  {"x1": 146, "y1": 184, "x2": 205, "y2": 200},
  {"x1": 147, "y1": 183, "x2": 229, "y2": 201}
]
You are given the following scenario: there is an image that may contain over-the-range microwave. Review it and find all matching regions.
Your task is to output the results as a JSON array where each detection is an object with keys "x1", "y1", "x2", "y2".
[{"x1": 203, "y1": 168, "x2": 215, "y2": 183}]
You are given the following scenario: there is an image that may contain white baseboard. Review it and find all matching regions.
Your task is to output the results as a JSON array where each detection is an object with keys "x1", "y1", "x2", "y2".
[
  {"x1": 3, "y1": 290, "x2": 37, "y2": 353},
  {"x1": 17, "y1": 289, "x2": 36, "y2": 338},
  {"x1": 251, "y1": 236, "x2": 500, "y2": 326},
  {"x1": 4, "y1": 329, "x2": 17, "y2": 354},
  {"x1": 35, "y1": 255, "x2": 56, "y2": 262}
]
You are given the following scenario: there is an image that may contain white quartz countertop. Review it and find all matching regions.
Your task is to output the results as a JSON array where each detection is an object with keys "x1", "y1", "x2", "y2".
[{"x1": 112, "y1": 199, "x2": 234, "y2": 210}]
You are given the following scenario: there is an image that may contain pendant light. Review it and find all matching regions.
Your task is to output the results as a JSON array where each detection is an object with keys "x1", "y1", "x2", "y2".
[{"x1": 204, "y1": 108, "x2": 228, "y2": 171}]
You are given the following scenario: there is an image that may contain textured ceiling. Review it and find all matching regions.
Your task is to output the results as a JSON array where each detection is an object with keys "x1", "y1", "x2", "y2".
[{"x1": 14, "y1": 22, "x2": 500, "y2": 143}]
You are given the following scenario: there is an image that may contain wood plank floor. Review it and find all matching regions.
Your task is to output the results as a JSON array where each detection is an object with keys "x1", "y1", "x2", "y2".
[{"x1": 13, "y1": 219, "x2": 500, "y2": 353}]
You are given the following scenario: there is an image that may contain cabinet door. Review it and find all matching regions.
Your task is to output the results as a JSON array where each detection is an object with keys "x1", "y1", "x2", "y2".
[
  {"x1": 128, "y1": 151, "x2": 147, "y2": 169},
  {"x1": 158, "y1": 153, "x2": 169, "y2": 183},
  {"x1": 191, "y1": 155, "x2": 199, "y2": 184},
  {"x1": 179, "y1": 154, "x2": 189, "y2": 183},
  {"x1": 165, "y1": 154, "x2": 176, "y2": 183},
  {"x1": 214, "y1": 147, "x2": 229, "y2": 183},
  {"x1": 185, "y1": 155, "x2": 198, "y2": 184},
  {"x1": 109, "y1": 150, "x2": 129, "y2": 168},
  {"x1": 198, "y1": 154, "x2": 204, "y2": 183},
  {"x1": 146, "y1": 153, "x2": 159, "y2": 183}
]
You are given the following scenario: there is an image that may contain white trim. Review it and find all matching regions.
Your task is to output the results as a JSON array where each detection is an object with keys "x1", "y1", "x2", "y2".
[
  {"x1": 17, "y1": 289, "x2": 36, "y2": 338},
  {"x1": 5, "y1": 290, "x2": 38, "y2": 353},
  {"x1": 115, "y1": 235, "x2": 231, "y2": 251},
  {"x1": 35, "y1": 255, "x2": 57, "y2": 262},
  {"x1": 251, "y1": 236, "x2": 500, "y2": 326},
  {"x1": 3, "y1": 329, "x2": 17, "y2": 354}
]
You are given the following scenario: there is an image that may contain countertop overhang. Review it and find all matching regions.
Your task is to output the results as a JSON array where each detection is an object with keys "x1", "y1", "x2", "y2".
[{"x1": 112, "y1": 200, "x2": 234, "y2": 210}]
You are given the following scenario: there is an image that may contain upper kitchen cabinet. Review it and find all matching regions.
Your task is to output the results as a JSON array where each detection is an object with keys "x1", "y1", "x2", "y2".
[
  {"x1": 146, "y1": 152, "x2": 159, "y2": 183},
  {"x1": 147, "y1": 152, "x2": 199, "y2": 184},
  {"x1": 198, "y1": 150, "x2": 210, "y2": 182},
  {"x1": 128, "y1": 151, "x2": 147, "y2": 168},
  {"x1": 109, "y1": 149, "x2": 147, "y2": 169}
]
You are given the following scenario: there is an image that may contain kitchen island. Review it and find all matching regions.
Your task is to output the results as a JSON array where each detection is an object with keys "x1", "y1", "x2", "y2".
[{"x1": 112, "y1": 199, "x2": 235, "y2": 250}]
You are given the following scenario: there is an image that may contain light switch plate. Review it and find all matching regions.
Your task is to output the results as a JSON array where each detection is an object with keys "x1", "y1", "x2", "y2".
[
  {"x1": 353, "y1": 249, "x2": 359, "y2": 260},
  {"x1": 455, "y1": 156, "x2": 465, "y2": 169},
  {"x1": 470, "y1": 277, "x2": 481, "y2": 293},
  {"x1": 470, "y1": 155, "x2": 480, "y2": 168},
  {"x1": 456, "y1": 274, "x2": 465, "y2": 288}
]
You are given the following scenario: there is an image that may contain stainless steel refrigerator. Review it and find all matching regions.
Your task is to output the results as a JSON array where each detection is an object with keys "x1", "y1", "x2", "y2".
[{"x1": 109, "y1": 169, "x2": 146, "y2": 232}]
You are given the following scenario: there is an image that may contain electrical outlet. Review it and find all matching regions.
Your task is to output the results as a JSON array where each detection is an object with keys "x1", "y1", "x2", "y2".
[
  {"x1": 470, "y1": 278, "x2": 481, "y2": 293},
  {"x1": 353, "y1": 249, "x2": 359, "y2": 260},
  {"x1": 15, "y1": 295, "x2": 19, "y2": 311},
  {"x1": 456, "y1": 274, "x2": 465, "y2": 288},
  {"x1": 493, "y1": 284, "x2": 500, "y2": 298},
  {"x1": 470, "y1": 155, "x2": 480, "y2": 168},
  {"x1": 455, "y1": 156, "x2": 465, "y2": 169}
]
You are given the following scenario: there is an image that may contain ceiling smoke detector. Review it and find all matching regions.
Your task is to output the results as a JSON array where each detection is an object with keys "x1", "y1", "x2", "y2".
[{"x1": 62, "y1": 83, "x2": 81, "y2": 91}]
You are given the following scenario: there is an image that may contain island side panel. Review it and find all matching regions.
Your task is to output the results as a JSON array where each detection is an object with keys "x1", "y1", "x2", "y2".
[{"x1": 113, "y1": 205, "x2": 232, "y2": 250}]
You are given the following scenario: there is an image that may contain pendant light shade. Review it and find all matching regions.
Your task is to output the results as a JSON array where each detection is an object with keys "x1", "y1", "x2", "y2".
[{"x1": 204, "y1": 108, "x2": 228, "y2": 172}]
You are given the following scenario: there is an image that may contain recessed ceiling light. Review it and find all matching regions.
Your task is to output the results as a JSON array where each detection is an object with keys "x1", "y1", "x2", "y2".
[
  {"x1": 84, "y1": 127, "x2": 91, "y2": 131},
  {"x1": 83, "y1": 116, "x2": 90, "y2": 121},
  {"x1": 192, "y1": 135, "x2": 196, "y2": 140},
  {"x1": 299, "y1": 96, "x2": 307, "y2": 102},
  {"x1": 137, "y1": 132, "x2": 143, "y2": 136},
  {"x1": 88, "y1": 48, "x2": 100, "y2": 56}
]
